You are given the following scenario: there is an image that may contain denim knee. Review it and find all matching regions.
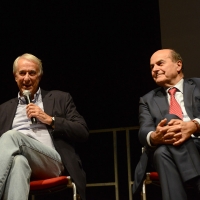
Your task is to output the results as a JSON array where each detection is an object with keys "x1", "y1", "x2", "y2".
[
  {"x1": 1, "y1": 130, "x2": 19, "y2": 140},
  {"x1": 12, "y1": 155, "x2": 31, "y2": 170}
]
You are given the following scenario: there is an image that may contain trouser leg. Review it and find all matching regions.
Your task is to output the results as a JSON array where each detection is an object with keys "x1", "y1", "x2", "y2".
[
  {"x1": 0, "y1": 130, "x2": 64, "y2": 199},
  {"x1": 153, "y1": 145, "x2": 187, "y2": 200},
  {"x1": 167, "y1": 138, "x2": 200, "y2": 182},
  {"x1": 2, "y1": 155, "x2": 31, "y2": 200}
]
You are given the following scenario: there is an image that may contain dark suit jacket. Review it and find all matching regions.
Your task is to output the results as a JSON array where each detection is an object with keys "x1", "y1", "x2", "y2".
[
  {"x1": 0, "y1": 89, "x2": 89, "y2": 200},
  {"x1": 133, "y1": 78, "x2": 200, "y2": 194}
]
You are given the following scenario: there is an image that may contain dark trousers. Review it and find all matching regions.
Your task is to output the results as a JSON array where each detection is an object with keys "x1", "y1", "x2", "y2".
[{"x1": 153, "y1": 138, "x2": 200, "y2": 200}]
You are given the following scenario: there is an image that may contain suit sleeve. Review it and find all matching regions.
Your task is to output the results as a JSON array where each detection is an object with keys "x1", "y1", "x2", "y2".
[
  {"x1": 52, "y1": 92, "x2": 89, "y2": 143},
  {"x1": 138, "y1": 97, "x2": 156, "y2": 146}
]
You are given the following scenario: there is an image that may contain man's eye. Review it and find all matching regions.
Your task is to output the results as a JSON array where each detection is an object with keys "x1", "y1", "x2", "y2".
[
  {"x1": 29, "y1": 71, "x2": 36, "y2": 76},
  {"x1": 19, "y1": 72, "x2": 26, "y2": 75}
]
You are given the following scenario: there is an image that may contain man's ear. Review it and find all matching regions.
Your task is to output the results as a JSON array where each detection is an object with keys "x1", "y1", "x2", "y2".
[
  {"x1": 14, "y1": 74, "x2": 17, "y2": 82},
  {"x1": 176, "y1": 60, "x2": 183, "y2": 72}
]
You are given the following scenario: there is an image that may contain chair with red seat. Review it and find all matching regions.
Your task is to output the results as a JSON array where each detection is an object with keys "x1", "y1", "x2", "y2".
[
  {"x1": 141, "y1": 171, "x2": 160, "y2": 200},
  {"x1": 29, "y1": 176, "x2": 78, "y2": 200},
  {"x1": 140, "y1": 147, "x2": 160, "y2": 200},
  {"x1": 141, "y1": 152, "x2": 196, "y2": 200}
]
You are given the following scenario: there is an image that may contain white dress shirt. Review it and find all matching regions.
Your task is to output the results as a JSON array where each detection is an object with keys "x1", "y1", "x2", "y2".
[
  {"x1": 147, "y1": 79, "x2": 200, "y2": 146},
  {"x1": 12, "y1": 88, "x2": 55, "y2": 149}
]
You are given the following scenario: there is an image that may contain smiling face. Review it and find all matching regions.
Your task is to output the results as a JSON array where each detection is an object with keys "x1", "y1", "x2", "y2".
[
  {"x1": 14, "y1": 57, "x2": 41, "y2": 98},
  {"x1": 150, "y1": 49, "x2": 183, "y2": 87}
]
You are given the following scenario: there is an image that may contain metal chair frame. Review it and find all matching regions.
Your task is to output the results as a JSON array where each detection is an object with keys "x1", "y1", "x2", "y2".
[
  {"x1": 30, "y1": 176, "x2": 78, "y2": 200},
  {"x1": 141, "y1": 172, "x2": 160, "y2": 200}
]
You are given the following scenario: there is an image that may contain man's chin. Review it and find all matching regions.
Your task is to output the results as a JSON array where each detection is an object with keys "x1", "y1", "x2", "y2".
[
  {"x1": 155, "y1": 79, "x2": 166, "y2": 87},
  {"x1": 22, "y1": 87, "x2": 32, "y2": 91},
  {"x1": 21, "y1": 88, "x2": 33, "y2": 94}
]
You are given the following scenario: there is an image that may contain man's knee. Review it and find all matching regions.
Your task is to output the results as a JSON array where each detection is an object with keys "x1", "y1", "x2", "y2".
[
  {"x1": 153, "y1": 145, "x2": 169, "y2": 162},
  {"x1": 12, "y1": 155, "x2": 31, "y2": 174},
  {"x1": 13, "y1": 155, "x2": 29, "y2": 166},
  {"x1": 1, "y1": 130, "x2": 23, "y2": 141}
]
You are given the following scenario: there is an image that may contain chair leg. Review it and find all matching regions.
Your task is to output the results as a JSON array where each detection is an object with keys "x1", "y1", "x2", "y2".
[
  {"x1": 71, "y1": 182, "x2": 77, "y2": 200},
  {"x1": 31, "y1": 194, "x2": 35, "y2": 200},
  {"x1": 141, "y1": 179, "x2": 147, "y2": 200}
]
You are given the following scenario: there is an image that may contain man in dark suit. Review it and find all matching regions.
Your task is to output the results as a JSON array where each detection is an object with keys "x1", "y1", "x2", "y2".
[
  {"x1": 0, "y1": 53, "x2": 89, "y2": 200},
  {"x1": 133, "y1": 49, "x2": 200, "y2": 200}
]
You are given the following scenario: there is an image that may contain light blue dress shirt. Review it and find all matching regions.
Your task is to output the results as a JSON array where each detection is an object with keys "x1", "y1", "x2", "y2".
[{"x1": 12, "y1": 88, "x2": 55, "y2": 148}]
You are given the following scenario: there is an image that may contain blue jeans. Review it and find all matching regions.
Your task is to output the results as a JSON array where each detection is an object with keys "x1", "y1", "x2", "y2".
[{"x1": 0, "y1": 130, "x2": 64, "y2": 200}]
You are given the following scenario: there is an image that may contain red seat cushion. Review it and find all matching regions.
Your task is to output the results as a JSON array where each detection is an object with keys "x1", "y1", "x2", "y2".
[
  {"x1": 30, "y1": 176, "x2": 68, "y2": 190},
  {"x1": 149, "y1": 172, "x2": 159, "y2": 180}
]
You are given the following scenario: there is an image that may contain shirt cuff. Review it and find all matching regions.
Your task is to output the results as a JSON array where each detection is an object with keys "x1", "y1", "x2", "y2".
[
  {"x1": 192, "y1": 118, "x2": 200, "y2": 137},
  {"x1": 193, "y1": 118, "x2": 200, "y2": 125},
  {"x1": 146, "y1": 131, "x2": 156, "y2": 147}
]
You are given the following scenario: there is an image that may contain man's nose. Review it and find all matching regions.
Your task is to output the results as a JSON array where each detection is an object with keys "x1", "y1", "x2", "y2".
[
  {"x1": 24, "y1": 73, "x2": 30, "y2": 80},
  {"x1": 152, "y1": 65, "x2": 159, "y2": 72}
]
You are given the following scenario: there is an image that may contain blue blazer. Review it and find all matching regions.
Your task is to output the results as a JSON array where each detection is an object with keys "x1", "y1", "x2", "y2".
[
  {"x1": 0, "y1": 89, "x2": 89, "y2": 200},
  {"x1": 133, "y1": 78, "x2": 200, "y2": 194}
]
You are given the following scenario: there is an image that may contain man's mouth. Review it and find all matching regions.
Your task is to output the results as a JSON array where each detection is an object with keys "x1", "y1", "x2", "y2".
[
  {"x1": 156, "y1": 73, "x2": 164, "y2": 78},
  {"x1": 23, "y1": 85, "x2": 32, "y2": 89}
]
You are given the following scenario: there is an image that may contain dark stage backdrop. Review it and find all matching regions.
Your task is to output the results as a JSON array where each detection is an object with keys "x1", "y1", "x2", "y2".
[
  {"x1": 1, "y1": 1, "x2": 161, "y2": 199},
  {"x1": 159, "y1": 0, "x2": 200, "y2": 78},
  {"x1": 0, "y1": 1, "x2": 160, "y2": 130}
]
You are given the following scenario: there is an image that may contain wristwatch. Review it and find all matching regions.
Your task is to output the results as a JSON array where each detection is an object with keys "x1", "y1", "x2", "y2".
[
  {"x1": 50, "y1": 117, "x2": 55, "y2": 127},
  {"x1": 192, "y1": 120, "x2": 200, "y2": 133}
]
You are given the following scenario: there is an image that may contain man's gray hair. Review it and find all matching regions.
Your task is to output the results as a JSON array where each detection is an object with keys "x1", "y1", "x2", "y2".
[
  {"x1": 13, "y1": 53, "x2": 43, "y2": 76},
  {"x1": 170, "y1": 49, "x2": 183, "y2": 63}
]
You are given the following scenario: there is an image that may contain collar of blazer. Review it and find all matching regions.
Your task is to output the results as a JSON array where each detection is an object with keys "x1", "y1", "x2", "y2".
[
  {"x1": 2, "y1": 89, "x2": 55, "y2": 132},
  {"x1": 153, "y1": 79, "x2": 196, "y2": 120},
  {"x1": 183, "y1": 79, "x2": 196, "y2": 119},
  {"x1": 154, "y1": 87, "x2": 169, "y2": 119},
  {"x1": 41, "y1": 89, "x2": 54, "y2": 117}
]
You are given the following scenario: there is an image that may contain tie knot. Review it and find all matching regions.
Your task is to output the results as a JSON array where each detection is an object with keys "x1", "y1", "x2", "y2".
[{"x1": 168, "y1": 87, "x2": 177, "y2": 95}]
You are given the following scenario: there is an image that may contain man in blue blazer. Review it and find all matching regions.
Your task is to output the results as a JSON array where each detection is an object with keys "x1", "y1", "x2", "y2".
[
  {"x1": 0, "y1": 53, "x2": 89, "y2": 200},
  {"x1": 133, "y1": 49, "x2": 200, "y2": 200}
]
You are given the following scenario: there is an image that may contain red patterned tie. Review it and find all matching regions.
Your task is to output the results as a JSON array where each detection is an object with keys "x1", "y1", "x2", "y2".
[{"x1": 168, "y1": 87, "x2": 183, "y2": 119}]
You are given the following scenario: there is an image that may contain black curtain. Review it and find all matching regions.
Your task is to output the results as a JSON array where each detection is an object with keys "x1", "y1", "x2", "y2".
[{"x1": 1, "y1": 1, "x2": 161, "y2": 199}]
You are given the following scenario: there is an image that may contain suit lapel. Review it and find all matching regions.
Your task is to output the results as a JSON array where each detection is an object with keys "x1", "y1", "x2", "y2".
[
  {"x1": 183, "y1": 80, "x2": 195, "y2": 119},
  {"x1": 153, "y1": 80, "x2": 196, "y2": 120},
  {"x1": 41, "y1": 89, "x2": 54, "y2": 116},
  {"x1": 154, "y1": 88, "x2": 169, "y2": 118},
  {"x1": 6, "y1": 98, "x2": 18, "y2": 130}
]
